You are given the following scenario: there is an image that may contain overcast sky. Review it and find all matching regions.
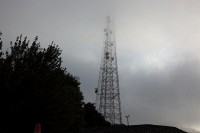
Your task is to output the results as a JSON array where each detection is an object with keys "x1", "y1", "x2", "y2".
[{"x1": 1, "y1": 0, "x2": 200, "y2": 132}]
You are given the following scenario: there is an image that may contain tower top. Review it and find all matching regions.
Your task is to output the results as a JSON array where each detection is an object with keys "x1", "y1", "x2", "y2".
[{"x1": 106, "y1": 16, "x2": 111, "y2": 24}]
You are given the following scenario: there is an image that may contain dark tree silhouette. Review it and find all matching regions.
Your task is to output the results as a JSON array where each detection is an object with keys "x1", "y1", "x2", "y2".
[
  {"x1": 83, "y1": 103, "x2": 111, "y2": 127},
  {"x1": 0, "y1": 34, "x2": 84, "y2": 133}
]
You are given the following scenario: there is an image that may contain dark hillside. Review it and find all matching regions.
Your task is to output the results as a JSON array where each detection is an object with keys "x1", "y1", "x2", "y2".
[
  {"x1": 127, "y1": 124, "x2": 187, "y2": 133},
  {"x1": 80, "y1": 124, "x2": 187, "y2": 133}
]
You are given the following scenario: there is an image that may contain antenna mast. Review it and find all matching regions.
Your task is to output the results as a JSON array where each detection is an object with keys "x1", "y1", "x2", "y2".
[{"x1": 95, "y1": 16, "x2": 122, "y2": 124}]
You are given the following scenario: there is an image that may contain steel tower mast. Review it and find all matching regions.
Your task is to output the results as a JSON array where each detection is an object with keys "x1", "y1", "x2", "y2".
[{"x1": 95, "y1": 16, "x2": 122, "y2": 124}]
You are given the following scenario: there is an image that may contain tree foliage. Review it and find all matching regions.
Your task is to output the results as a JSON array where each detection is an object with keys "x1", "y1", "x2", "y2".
[
  {"x1": 83, "y1": 103, "x2": 111, "y2": 127},
  {"x1": 0, "y1": 34, "x2": 84, "y2": 133}
]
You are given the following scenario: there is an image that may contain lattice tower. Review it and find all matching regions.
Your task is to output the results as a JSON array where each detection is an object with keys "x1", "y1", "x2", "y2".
[{"x1": 95, "y1": 16, "x2": 122, "y2": 124}]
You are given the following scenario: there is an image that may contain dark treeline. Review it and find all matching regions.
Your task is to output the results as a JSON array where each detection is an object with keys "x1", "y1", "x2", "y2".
[{"x1": 0, "y1": 33, "x2": 110, "y2": 133}]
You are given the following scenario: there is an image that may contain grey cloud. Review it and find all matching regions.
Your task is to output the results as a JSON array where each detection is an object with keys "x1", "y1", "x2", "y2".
[{"x1": 121, "y1": 56, "x2": 200, "y2": 129}]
